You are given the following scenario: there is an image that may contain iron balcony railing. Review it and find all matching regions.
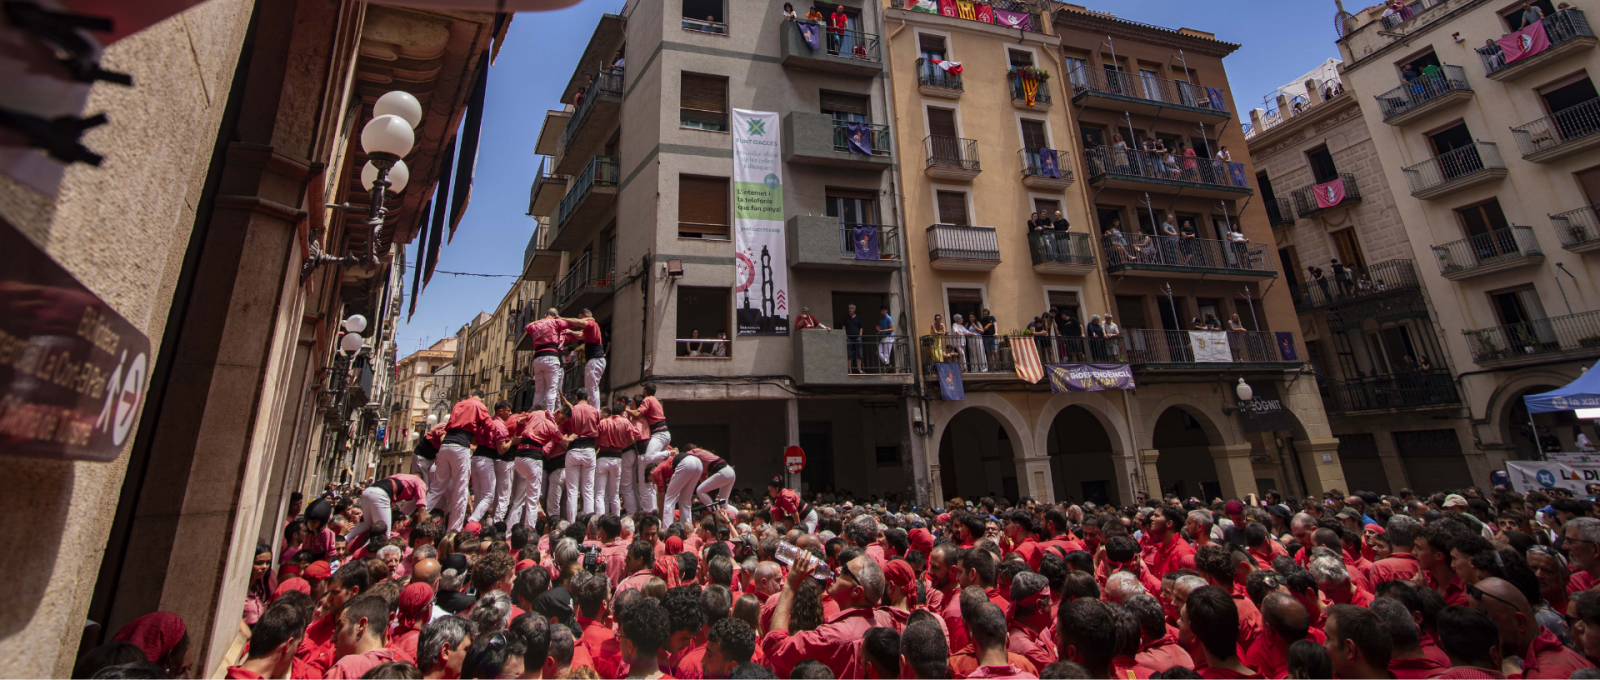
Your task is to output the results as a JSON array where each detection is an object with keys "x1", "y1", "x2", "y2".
[
  {"x1": 1291, "y1": 259, "x2": 1422, "y2": 312},
  {"x1": 832, "y1": 121, "x2": 892, "y2": 156},
  {"x1": 1464, "y1": 310, "x2": 1600, "y2": 363},
  {"x1": 1512, "y1": 97, "x2": 1600, "y2": 157},
  {"x1": 847, "y1": 336, "x2": 910, "y2": 375},
  {"x1": 1028, "y1": 231, "x2": 1095, "y2": 267},
  {"x1": 1267, "y1": 198, "x2": 1295, "y2": 227},
  {"x1": 1551, "y1": 204, "x2": 1600, "y2": 249},
  {"x1": 557, "y1": 155, "x2": 619, "y2": 227},
  {"x1": 1083, "y1": 144, "x2": 1252, "y2": 191},
  {"x1": 1019, "y1": 147, "x2": 1073, "y2": 181},
  {"x1": 1433, "y1": 226, "x2": 1540, "y2": 274},
  {"x1": 927, "y1": 224, "x2": 999, "y2": 261},
  {"x1": 682, "y1": 17, "x2": 727, "y2": 34},
  {"x1": 1125, "y1": 329, "x2": 1294, "y2": 365},
  {"x1": 818, "y1": 28, "x2": 882, "y2": 62},
  {"x1": 838, "y1": 223, "x2": 900, "y2": 260},
  {"x1": 553, "y1": 252, "x2": 615, "y2": 310},
  {"x1": 1323, "y1": 369, "x2": 1461, "y2": 414},
  {"x1": 559, "y1": 67, "x2": 624, "y2": 149},
  {"x1": 1375, "y1": 64, "x2": 1471, "y2": 121},
  {"x1": 523, "y1": 220, "x2": 550, "y2": 269},
  {"x1": 1477, "y1": 9, "x2": 1593, "y2": 76},
  {"x1": 1380, "y1": 0, "x2": 1445, "y2": 29},
  {"x1": 1008, "y1": 73, "x2": 1052, "y2": 104},
  {"x1": 1101, "y1": 233, "x2": 1274, "y2": 274},
  {"x1": 1403, "y1": 142, "x2": 1504, "y2": 194},
  {"x1": 922, "y1": 335, "x2": 1127, "y2": 375},
  {"x1": 926, "y1": 135, "x2": 980, "y2": 171},
  {"x1": 917, "y1": 59, "x2": 963, "y2": 90},
  {"x1": 1291, "y1": 174, "x2": 1362, "y2": 216},
  {"x1": 1065, "y1": 64, "x2": 1228, "y2": 112}
]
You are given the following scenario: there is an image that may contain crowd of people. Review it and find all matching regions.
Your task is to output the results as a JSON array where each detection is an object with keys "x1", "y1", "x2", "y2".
[{"x1": 74, "y1": 448, "x2": 1600, "y2": 680}]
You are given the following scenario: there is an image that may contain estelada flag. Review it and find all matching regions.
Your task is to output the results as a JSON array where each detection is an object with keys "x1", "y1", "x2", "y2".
[
  {"x1": 1012, "y1": 337, "x2": 1045, "y2": 384},
  {"x1": 1499, "y1": 20, "x2": 1551, "y2": 64},
  {"x1": 1313, "y1": 178, "x2": 1346, "y2": 209}
]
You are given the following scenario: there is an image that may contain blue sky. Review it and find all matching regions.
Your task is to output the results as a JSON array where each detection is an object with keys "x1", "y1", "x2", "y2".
[{"x1": 394, "y1": 0, "x2": 1342, "y2": 355}]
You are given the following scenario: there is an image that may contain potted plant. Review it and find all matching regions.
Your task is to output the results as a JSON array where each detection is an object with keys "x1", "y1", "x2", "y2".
[{"x1": 1008, "y1": 66, "x2": 1051, "y2": 81}]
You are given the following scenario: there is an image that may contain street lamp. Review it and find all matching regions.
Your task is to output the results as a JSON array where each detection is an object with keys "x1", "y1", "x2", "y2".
[
  {"x1": 301, "y1": 91, "x2": 420, "y2": 281},
  {"x1": 1222, "y1": 378, "x2": 1253, "y2": 415}
]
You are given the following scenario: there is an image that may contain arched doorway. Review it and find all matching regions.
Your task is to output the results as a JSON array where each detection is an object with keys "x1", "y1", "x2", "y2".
[
  {"x1": 939, "y1": 408, "x2": 1018, "y2": 502},
  {"x1": 1153, "y1": 406, "x2": 1219, "y2": 501},
  {"x1": 1505, "y1": 384, "x2": 1570, "y2": 460},
  {"x1": 1045, "y1": 406, "x2": 1118, "y2": 506}
]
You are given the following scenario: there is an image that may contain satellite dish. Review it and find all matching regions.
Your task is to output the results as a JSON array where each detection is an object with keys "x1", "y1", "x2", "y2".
[{"x1": 1335, "y1": 11, "x2": 1355, "y2": 38}]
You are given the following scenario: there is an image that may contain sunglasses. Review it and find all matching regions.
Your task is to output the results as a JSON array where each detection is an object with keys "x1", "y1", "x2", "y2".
[{"x1": 1467, "y1": 584, "x2": 1519, "y2": 609}]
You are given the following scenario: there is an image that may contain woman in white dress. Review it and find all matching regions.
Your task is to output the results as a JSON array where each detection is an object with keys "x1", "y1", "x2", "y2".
[{"x1": 965, "y1": 319, "x2": 988, "y2": 372}]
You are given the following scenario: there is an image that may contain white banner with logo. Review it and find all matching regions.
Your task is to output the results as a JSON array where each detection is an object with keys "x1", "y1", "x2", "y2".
[
  {"x1": 1190, "y1": 331, "x2": 1232, "y2": 363},
  {"x1": 731, "y1": 109, "x2": 789, "y2": 336},
  {"x1": 1505, "y1": 460, "x2": 1600, "y2": 494}
]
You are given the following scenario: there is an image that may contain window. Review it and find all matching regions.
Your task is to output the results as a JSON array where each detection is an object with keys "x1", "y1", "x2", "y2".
[
  {"x1": 919, "y1": 34, "x2": 947, "y2": 60},
  {"x1": 936, "y1": 190, "x2": 968, "y2": 225},
  {"x1": 1048, "y1": 290, "x2": 1079, "y2": 319},
  {"x1": 821, "y1": 91, "x2": 870, "y2": 124},
  {"x1": 1330, "y1": 228, "x2": 1366, "y2": 270},
  {"x1": 1456, "y1": 199, "x2": 1511, "y2": 237},
  {"x1": 680, "y1": 73, "x2": 728, "y2": 130},
  {"x1": 1539, "y1": 75, "x2": 1599, "y2": 116},
  {"x1": 1307, "y1": 145, "x2": 1338, "y2": 184},
  {"x1": 675, "y1": 287, "x2": 731, "y2": 357},
  {"x1": 1096, "y1": 206, "x2": 1125, "y2": 233},
  {"x1": 1008, "y1": 49, "x2": 1034, "y2": 68},
  {"x1": 1033, "y1": 198, "x2": 1060, "y2": 218},
  {"x1": 1020, "y1": 119, "x2": 1048, "y2": 149},
  {"x1": 1579, "y1": 166, "x2": 1600, "y2": 205},
  {"x1": 1139, "y1": 67, "x2": 1165, "y2": 102},
  {"x1": 1064, "y1": 53, "x2": 1089, "y2": 89},
  {"x1": 1491, "y1": 287, "x2": 1547, "y2": 326},
  {"x1": 927, "y1": 107, "x2": 958, "y2": 138},
  {"x1": 678, "y1": 175, "x2": 730, "y2": 239},
  {"x1": 826, "y1": 188, "x2": 878, "y2": 225},
  {"x1": 682, "y1": 0, "x2": 726, "y2": 34},
  {"x1": 946, "y1": 287, "x2": 984, "y2": 322},
  {"x1": 1115, "y1": 295, "x2": 1147, "y2": 329},
  {"x1": 1500, "y1": 0, "x2": 1555, "y2": 31},
  {"x1": 1257, "y1": 172, "x2": 1279, "y2": 203}
]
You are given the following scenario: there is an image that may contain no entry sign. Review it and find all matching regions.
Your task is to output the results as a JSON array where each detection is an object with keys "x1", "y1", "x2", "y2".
[{"x1": 784, "y1": 445, "x2": 805, "y2": 474}]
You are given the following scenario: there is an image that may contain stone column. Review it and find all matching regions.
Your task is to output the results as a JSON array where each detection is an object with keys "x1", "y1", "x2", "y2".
[
  {"x1": 1294, "y1": 438, "x2": 1348, "y2": 495},
  {"x1": 1015, "y1": 456, "x2": 1055, "y2": 504},
  {"x1": 1210, "y1": 444, "x2": 1257, "y2": 500},
  {"x1": 1141, "y1": 448, "x2": 1162, "y2": 498},
  {"x1": 905, "y1": 398, "x2": 932, "y2": 506},
  {"x1": 785, "y1": 397, "x2": 800, "y2": 490}
]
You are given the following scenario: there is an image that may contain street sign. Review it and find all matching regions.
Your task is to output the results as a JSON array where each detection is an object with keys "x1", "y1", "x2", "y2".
[{"x1": 784, "y1": 445, "x2": 805, "y2": 474}]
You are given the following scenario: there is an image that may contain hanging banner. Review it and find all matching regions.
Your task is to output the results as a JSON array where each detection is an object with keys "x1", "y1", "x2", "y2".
[
  {"x1": 1313, "y1": 178, "x2": 1346, "y2": 209},
  {"x1": 796, "y1": 21, "x2": 821, "y2": 51},
  {"x1": 993, "y1": 8, "x2": 1031, "y2": 30},
  {"x1": 1038, "y1": 148, "x2": 1062, "y2": 178},
  {"x1": 937, "y1": 362, "x2": 965, "y2": 400},
  {"x1": 974, "y1": 3, "x2": 994, "y2": 23},
  {"x1": 852, "y1": 225, "x2": 879, "y2": 260},
  {"x1": 1190, "y1": 331, "x2": 1232, "y2": 362},
  {"x1": 1498, "y1": 20, "x2": 1551, "y2": 64},
  {"x1": 909, "y1": 0, "x2": 938, "y2": 13},
  {"x1": 1237, "y1": 381, "x2": 1293, "y2": 434},
  {"x1": 1506, "y1": 460, "x2": 1600, "y2": 494},
  {"x1": 1047, "y1": 364, "x2": 1135, "y2": 393},
  {"x1": 1275, "y1": 332, "x2": 1299, "y2": 361},
  {"x1": 938, "y1": 0, "x2": 959, "y2": 18},
  {"x1": 731, "y1": 109, "x2": 789, "y2": 336}
]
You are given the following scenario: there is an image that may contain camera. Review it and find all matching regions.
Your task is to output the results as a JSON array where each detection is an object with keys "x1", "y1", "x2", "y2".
[{"x1": 577, "y1": 543, "x2": 603, "y2": 573}]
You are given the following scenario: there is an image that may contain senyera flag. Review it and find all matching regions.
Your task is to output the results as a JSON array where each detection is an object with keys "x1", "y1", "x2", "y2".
[
  {"x1": 1011, "y1": 337, "x2": 1044, "y2": 384},
  {"x1": 1499, "y1": 20, "x2": 1551, "y2": 64},
  {"x1": 1313, "y1": 178, "x2": 1346, "y2": 209}
]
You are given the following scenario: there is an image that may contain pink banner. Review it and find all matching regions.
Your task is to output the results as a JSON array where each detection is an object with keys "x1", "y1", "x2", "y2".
[
  {"x1": 1313, "y1": 178, "x2": 1346, "y2": 209},
  {"x1": 1499, "y1": 20, "x2": 1551, "y2": 64},
  {"x1": 993, "y1": 8, "x2": 1031, "y2": 30},
  {"x1": 938, "y1": 0, "x2": 958, "y2": 17},
  {"x1": 974, "y1": 4, "x2": 995, "y2": 23}
]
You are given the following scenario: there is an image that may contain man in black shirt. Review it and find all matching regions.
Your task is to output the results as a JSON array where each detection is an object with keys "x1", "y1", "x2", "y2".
[
  {"x1": 979, "y1": 309, "x2": 997, "y2": 366},
  {"x1": 840, "y1": 303, "x2": 864, "y2": 374}
]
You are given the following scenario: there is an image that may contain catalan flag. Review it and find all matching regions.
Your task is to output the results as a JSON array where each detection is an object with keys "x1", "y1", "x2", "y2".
[{"x1": 1012, "y1": 337, "x2": 1044, "y2": 384}]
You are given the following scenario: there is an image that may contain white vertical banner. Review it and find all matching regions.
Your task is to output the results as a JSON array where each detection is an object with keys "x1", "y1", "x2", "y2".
[{"x1": 731, "y1": 109, "x2": 789, "y2": 336}]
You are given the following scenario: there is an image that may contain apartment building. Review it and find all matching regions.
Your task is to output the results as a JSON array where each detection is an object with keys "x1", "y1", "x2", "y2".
[
  {"x1": 1333, "y1": 0, "x2": 1600, "y2": 486},
  {"x1": 889, "y1": 2, "x2": 1345, "y2": 506},
  {"x1": 381, "y1": 337, "x2": 459, "y2": 477},
  {"x1": 529, "y1": 1, "x2": 921, "y2": 499}
]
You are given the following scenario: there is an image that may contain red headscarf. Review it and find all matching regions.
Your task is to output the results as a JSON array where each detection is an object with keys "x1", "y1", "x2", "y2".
[
  {"x1": 396, "y1": 582, "x2": 435, "y2": 633},
  {"x1": 654, "y1": 555, "x2": 682, "y2": 587},
  {"x1": 110, "y1": 612, "x2": 187, "y2": 664},
  {"x1": 274, "y1": 578, "x2": 311, "y2": 601},
  {"x1": 1008, "y1": 585, "x2": 1052, "y2": 621},
  {"x1": 908, "y1": 529, "x2": 934, "y2": 557},
  {"x1": 665, "y1": 536, "x2": 684, "y2": 555},
  {"x1": 883, "y1": 559, "x2": 918, "y2": 606}
]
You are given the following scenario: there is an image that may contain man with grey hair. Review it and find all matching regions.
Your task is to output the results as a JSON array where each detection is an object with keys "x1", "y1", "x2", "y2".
[
  {"x1": 761, "y1": 551, "x2": 896, "y2": 676},
  {"x1": 417, "y1": 616, "x2": 477, "y2": 679},
  {"x1": 1172, "y1": 574, "x2": 1208, "y2": 613},
  {"x1": 1185, "y1": 508, "x2": 1215, "y2": 550},
  {"x1": 1371, "y1": 514, "x2": 1422, "y2": 584},
  {"x1": 1105, "y1": 570, "x2": 1146, "y2": 604},
  {"x1": 1289, "y1": 512, "x2": 1317, "y2": 562},
  {"x1": 1309, "y1": 550, "x2": 1371, "y2": 607},
  {"x1": 1566, "y1": 517, "x2": 1600, "y2": 585}
]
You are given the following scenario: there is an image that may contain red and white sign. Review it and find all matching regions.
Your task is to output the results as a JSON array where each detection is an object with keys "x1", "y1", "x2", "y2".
[
  {"x1": 1313, "y1": 178, "x2": 1346, "y2": 209},
  {"x1": 1498, "y1": 20, "x2": 1551, "y2": 64},
  {"x1": 784, "y1": 445, "x2": 806, "y2": 474}
]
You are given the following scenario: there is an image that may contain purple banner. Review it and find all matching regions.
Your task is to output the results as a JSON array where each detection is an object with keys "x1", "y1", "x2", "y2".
[
  {"x1": 1039, "y1": 148, "x2": 1061, "y2": 178},
  {"x1": 845, "y1": 122, "x2": 874, "y2": 155},
  {"x1": 1275, "y1": 332, "x2": 1299, "y2": 361},
  {"x1": 1047, "y1": 364, "x2": 1135, "y2": 393},
  {"x1": 852, "y1": 225, "x2": 879, "y2": 260},
  {"x1": 796, "y1": 21, "x2": 821, "y2": 51},
  {"x1": 993, "y1": 8, "x2": 1031, "y2": 30}
]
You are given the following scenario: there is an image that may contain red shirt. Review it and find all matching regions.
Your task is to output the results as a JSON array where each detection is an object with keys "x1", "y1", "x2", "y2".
[
  {"x1": 475, "y1": 415, "x2": 509, "y2": 448},
  {"x1": 795, "y1": 314, "x2": 820, "y2": 329},
  {"x1": 1110, "y1": 657, "x2": 1155, "y2": 680},
  {"x1": 386, "y1": 474, "x2": 427, "y2": 502},
  {"x1": 1242, "y1": 627, "x2": 1326, "y2": 679},
  {"x1": 581, "y1": 320, "x2": 603, "y2": 344},
  {"x1": 1521, "y1": 626, "x2": 1596, "y2": 678},
  {"x1": 224, "y1": 668, "x2": 263, "y2": 679},
  {"x1": 324, "y1": 648, "x2": 397, "y2": 679},
  {"x1": 1135, "y1": 634, "x2": 1193, "y2": 674},
  {"x1": 444, "y1": 397, "x2": 491, "y2": 437},
  {"x1": 772, "y1": 489, "x2": 806, "y2": 523},
  {"x1": 1231, "y1": 582, "x2": 1263, "y2": 655},
  {"x1": 1438, "y1": 668, "x2": 1505, "y2": 679},
  {"x1": 1390, "y1": 655, "x2": 1450, "y2": 679},
  {"x1": 1006, "y1": 623, "x2": 1057, "y2": 669},
  {"x1": 1150, "y1": 536, "x2": 1196, "y2": 578},
  {"x1": 423, "y1": 422, "x2": 449, "y2": 447},
  {"x1": 565, "y1": 401, "x2": 601, "y2": 439},
  {"x1": 638, "y1": 396, "x2": 666, "y2": 424},
  {"x1": 526, "y1": 317, "x2": 577, "y2": 349},
  {"x1": 759, "y1": 607, "x2": 899, "y2": 678},
  {"x1": 1370, "y1": 553, "x2": 1421, "y2": 585},
  {"x1": 1426, "y1": 571, "x2": 1469, "y2": 607},
  {"x1": 1199, "y1": 668, "x2": 1263, "y2": 679},
  {"x1": 387, "y1": 629, "x2": 421, "y2": 664},
  {"x1": 578, "y1": 616, "x2": 615, "y2": 658},
  {"x1": 597, "y1": 415, "x2": 634, "y2": 450},
  {"x1": 967, "y1": 664, "x2": 1040, "y2": 679},
  {"x1": 673, "y1": 643, "x2": 709, "y2": 679},
  {"x1": 949, "y1": 648, "x2": 1038, "y2": 678}
]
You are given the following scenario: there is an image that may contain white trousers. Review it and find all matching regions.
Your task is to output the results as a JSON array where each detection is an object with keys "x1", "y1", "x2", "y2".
[
  {"x1": 345, "y1": 485, "x2": 391, "y2": 547},
  {"x1": 469, "y1": 455, "x2": 499, "y2": 524},
  {"x1": 545, "y1": 463, "x2": 567, "y2": 520},
  {"x1": 564, "y1": 447, "x2": 597, "y2": 522},
  {"x1": 641, "y1": 431, "x2": 672, "y2": 517},
  {"x1": 595, "y1": 455, "x2": 623, "y2": 515},
  {"x1": 432, "y1": 443, "x2": 472, "y2": 531},
  {"x1": 585, "y1": 357, "x2": 606, "y2": 402},
  {"x1": 492, "y1": 459, "x2": 514, "y2": 524},
  {"x1": 696, "y1": 465, "x2": 736, "y2": 506},
  {"x1": 663, "y1": 456, "x2": 703, "y2": 524},
  {"x1": 506, "y1": 456, "x2": 544, "y2": 528},
  {"x1": 620, "y1": 448, "x2": 640, "y2": 515},
  {"x1": 879, "y1": 335, "x2": 896, "y2": 365},
  {"x1": 413, "y1": 455, "x2": 434, "y2": 479},
  {"x1": 801, "y1": 508, "x2": 819, "y2": 534},
  {"x1": 533, "y1": 355, "x2": 563, "y2": 412}
]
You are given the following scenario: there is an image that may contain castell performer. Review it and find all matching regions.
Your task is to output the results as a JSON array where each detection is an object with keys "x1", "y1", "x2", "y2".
[
  {"x1": 424, "y1": 390, "x2": 492, "y2": 530},
  {"x1": 523, "y1": 307, "x2": 591, "y2": 412},
  {"x1": 767, "y1": 476, "x2": 817, "y2": 534}
]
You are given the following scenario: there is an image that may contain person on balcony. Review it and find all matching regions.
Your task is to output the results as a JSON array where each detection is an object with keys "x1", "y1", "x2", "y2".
[
  {"x1": 1519, "y1": 1, "x2": 1545, "y2": 29},
  {"x1": 876, "y1": 305, "x2": 897, "y2": 370},
  {"x1": 795, "y1": 307, "x2": 825, "y2": 330},
  {"x1": 828, "y1": 5, "x2": 850, "y2": 55},
  {"x1": 1087, "y1": 314, "x2": 1106, "y2": 361},
  {"x1": 930, "y1": 315, "x2": 956, "y2": 364},
  {"x1": 1228, "y1": 225, "x2": 1250, "y2": 266},
  {"x1": 1308, "y1": 266, "x2": 1331, "y2": 302},
  {"x1": 979, "y1": 308, "x2": 998, "y2": 367},
  {"x1": 1159, "y1": 214, "x2": 1180, "y2": 264},
  {"x1": 783, "y1": 2, "x2": 798, "y2": 20},
  {"x1": 1059, "y1": 309, "x2": 1084, "y2": 362},
  {"x1": 949, "y1": 314, "x2": 971, "y2": 368},
  {"x1": 965, "y1": 317, "x2": 988, "y2": 373},
  {"x1": 1179, "y1": 219, "x2": 1199, "y2": 265},
  {"x1": 1027, "y1": 211, "x2": 1045, "y2": 232},
  {"x1": 1180, "y1": 143, "x2": 1199, "y2": 181},
  {"x1": 713, "y1": 330, "x2": 728, "y2": 357},
  {"x1": 840, "y1": 303, "x2": 863, "y2": 374},
  {"x1": 1111, "y1": 134, "x2": 1132, "y2": 173},
  {"x1": 686, "y1": 329, "x2": 703, "y2": 357},
  {"x1": 1131, "y1": 230, "x2": 1152, "y2": 263}
]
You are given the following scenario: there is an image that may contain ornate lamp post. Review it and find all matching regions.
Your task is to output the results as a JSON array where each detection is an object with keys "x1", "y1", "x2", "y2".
[{"x1": 303, "y1": 91, "x2": 421, "y2": 280}]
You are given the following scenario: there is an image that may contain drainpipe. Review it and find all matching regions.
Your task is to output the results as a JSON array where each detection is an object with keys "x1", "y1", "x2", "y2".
[{"x1": 886, "y1": 13, "x2": 933, "y2": 506}]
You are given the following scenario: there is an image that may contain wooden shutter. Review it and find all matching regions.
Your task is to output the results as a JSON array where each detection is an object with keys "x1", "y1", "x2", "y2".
[
  {"x1": 679, "y1": 175, "x2": 729, "y2": 238},
  {"x1": 1047, "y1": 290, "x2": 1078, "y2": 309},
  {"x1": 1034, "y1": 198, "x2": 1060, "y2": 216},
  {"x1": 928, "y1": 108, "x2": 958, "y2": 138},
  {"x1": 681, "y1": 73, "x2": 727, "y2": 114},
  {"x1": 820, "y1": 92, "x2": 870, "y2": 116},
  {"x1": 1021, "y1": 120, "x2": 1049, "y2": 149},
  {"x1": 918, "y1": 34, "x2": 946, "y2": 56},
  {"x1": 1115, "y1": 295, "x2": 1148, "y2": 329},
  {"x1": 1579, "y1": 167, "x2": 1600, "y2": 205},
  {"x1": 936, "y1": 191, "x2": 968, "y2": 225},
  {"x1": 827, "y1": 187, "x2": 878, "y2": 201},
  {"x1": 947, "y1": 288, "x2": 984, "y2": 303}
]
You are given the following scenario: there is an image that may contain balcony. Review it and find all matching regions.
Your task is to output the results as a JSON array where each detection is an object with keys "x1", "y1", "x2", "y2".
[
  {"x1": 522, "y1": 219, "x2": 560, "y2": 282},
  {"x1": 1322, "y1": 369, "x2": 1461, "y2": 415},
  {"x1": 925, "y1": 135, "x2": 980, "y2": 180},
  {"x1": 793, "y1": 330, "x2": 912, "y2": 386},
  {"x1": 552, "y1": 252, "x2": 615, "y2": 315},
  {"x1": 1028, "y1": 231, "x2": 1096, "y2": 275},
  {"x1": 1290, "y1": 259, "x2": 1422, "y2": 312},
  {"x1": 917, "y1": 60, "x2": 962, "y2": 99},
  {"x1": 779, "y1": 24, "x2": 882, "y2": 78},
  {"x1": 1267, "y1": 198, "x2": 1296, "y2": 227},
  {"x1": 551, "y1": 155, "x2": 619, "y2": 251},
  {"x1": 782, "y1": 112, "x2": 893, "y2": 171},
  {"x1": 534, "y1": 110, "x2": 571, "y2": 157},
  {"x1": 1512, "y1": 98, "x2": 1600, "y2": 163},
  {"x1": 1433, "y1": 226, "x2": 1542, "y2": 280},
  {"x1": 1008, "y1": 71, "x2": 1052, "y2": 110},
  {"x1": 1066, "y1": 65, "x2": 1231, "y2": 122},
  {"x1": 927, "y1": 224, "x2": 1000, "y2": 271},
  {"x1": 1476, "y1": 9, "x2": 1595, "y2": 81},
  {"x1": 1291, "y1": 174, "x2": 1362, "y2": 218},
  {"x1": 1464, "y1": 310, "x2": 1600, "y2": 369},
  {"x1": 921, "y1": 335, "x2": 1126, "y2": 378},
  {"x1": 1019, "y1": 147, "x2": 1074, "y2": 190},
  {"x1": 554, "y1": 67, "x2": 623, "y2": 175},
  {"x1": 527, "y1": 171, "x2": 569, "y2": 218},
  {"x1": 1403, "y1": 142, "x2": 1507, "y2": 199},
  {"x1": 1083, "y1": 145, "x2": 1253, "y2": 199},
  {"x1": 1375, "y1": 65, "x2": 1473, "y2": 126},
  {"x1": 1551, "y1": 205, "x2": 1600, "y2": 254},
  {"x1": 1124, "y1": 329, "x2": 1300, "y2": 368},
  {"x1": 1102, "y1": 233, "x2": 1275, "y2": 281},
  {"x1": 785, "y1": 215, "x2": 901, "y2": 271}
]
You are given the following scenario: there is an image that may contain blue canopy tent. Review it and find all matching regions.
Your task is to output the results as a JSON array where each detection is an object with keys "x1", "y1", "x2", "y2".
[{"x1": 1524, "y1": 363, "x2": 1600, "y2": 413}]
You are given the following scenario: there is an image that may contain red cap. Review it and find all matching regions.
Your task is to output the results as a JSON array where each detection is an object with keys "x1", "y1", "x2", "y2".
[
  {"x1": 303, "y1": 561, "x2": 332, "y2": 580},
  {"x1": 274, "y1": 578, "x2": 311, "y2": 601},
  {"x1": 936, "y1": 513, "x2": 950, "y2": 525},
  {"x1": 908, "y1": 528, "x2": 934, "y2": 556},
  {"x1": 464, "y1": 521, "x2": 482, "y2": 534},
  {"x1": 1364, "y1": 522, "x2": 1386, "y2": 535}
]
